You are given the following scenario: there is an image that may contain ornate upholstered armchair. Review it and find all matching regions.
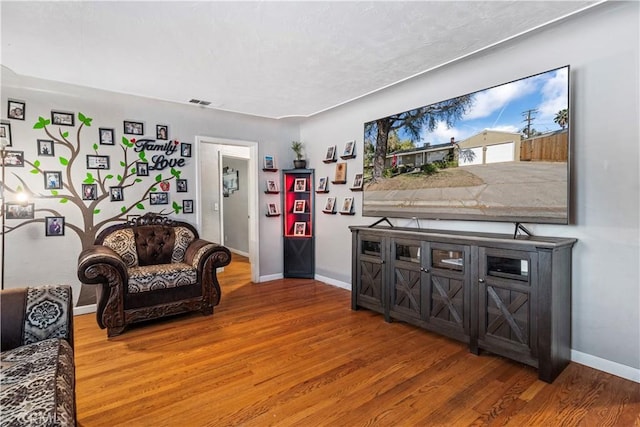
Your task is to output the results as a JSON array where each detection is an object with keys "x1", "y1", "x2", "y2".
[{"x1": 77, "y1": 213, "x2": 231, "y2": 337}]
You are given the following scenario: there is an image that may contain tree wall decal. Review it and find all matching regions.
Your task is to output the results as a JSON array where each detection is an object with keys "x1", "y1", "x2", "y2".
[{"x1": 1, "y1": 111, "x2": 185, "y2": 303}]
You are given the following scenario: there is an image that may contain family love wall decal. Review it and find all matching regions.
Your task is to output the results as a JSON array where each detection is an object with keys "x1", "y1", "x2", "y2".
[{"x1": 132, "y1": 138, "x2": 187, "y2": 171}]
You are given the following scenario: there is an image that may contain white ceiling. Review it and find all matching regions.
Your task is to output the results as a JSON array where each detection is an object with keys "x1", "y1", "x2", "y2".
[{"x1": 1, "y1": 1, "x2": 599, "y2": 119}]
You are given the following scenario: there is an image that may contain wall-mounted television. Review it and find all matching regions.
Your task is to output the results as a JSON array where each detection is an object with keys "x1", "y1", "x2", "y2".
[{"x1": 363, "y1": 65, "x2": 570, "y2": 225}]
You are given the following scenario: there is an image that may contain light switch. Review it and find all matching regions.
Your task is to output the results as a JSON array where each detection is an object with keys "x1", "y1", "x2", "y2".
[{"x1": 214, "y1": 202, "x2": 219, "y2": 211}]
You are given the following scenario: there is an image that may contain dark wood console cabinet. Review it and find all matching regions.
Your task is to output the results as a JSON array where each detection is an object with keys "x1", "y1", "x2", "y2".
[{"x1": 350, "y1": 225, "x2": 576, "y2": 383}]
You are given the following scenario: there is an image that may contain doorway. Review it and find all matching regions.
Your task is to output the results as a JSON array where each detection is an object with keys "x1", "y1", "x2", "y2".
[{"x1": 196, "y1": 136, "x2": 259, "y2": 283}]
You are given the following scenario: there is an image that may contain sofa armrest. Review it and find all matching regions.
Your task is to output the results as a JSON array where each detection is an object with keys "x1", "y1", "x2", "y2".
[
  {"x1": 77, "y1": 246, "x2": 128, "y2": 330},
  {"x1": 185, "y1": 239, "x2": 231, "y2": 269},
  {"x1": 0, "y1": 285, "x2": 74, "y2": 352}
]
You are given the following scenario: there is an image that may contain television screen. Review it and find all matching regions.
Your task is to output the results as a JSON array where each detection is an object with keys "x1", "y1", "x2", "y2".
[{"x1": 363, "y1": 65, "x2": 570, "y2": 224}]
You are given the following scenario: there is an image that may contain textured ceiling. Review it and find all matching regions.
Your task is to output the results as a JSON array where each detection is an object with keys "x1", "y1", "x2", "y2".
[{"x1": 1, "y1": 1, "x2": 598, "y2": 119}]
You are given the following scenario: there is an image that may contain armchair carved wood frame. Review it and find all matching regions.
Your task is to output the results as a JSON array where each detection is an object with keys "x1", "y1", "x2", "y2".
[{"x1": 78, "y1": 213, "x2": 231, "y2": 337}]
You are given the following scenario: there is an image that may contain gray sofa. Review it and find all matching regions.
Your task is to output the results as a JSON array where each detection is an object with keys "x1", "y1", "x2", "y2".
[{"x1": 0, "y1": 285, "x2": 76, "y2": 426}]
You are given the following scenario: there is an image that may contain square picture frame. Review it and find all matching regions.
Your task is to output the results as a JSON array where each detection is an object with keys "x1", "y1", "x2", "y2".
[
  {"x1": 150, "y1": 192, "x2": 169, "y2": 205},
  {"x1": 44, "y1": 171, "x2": 62, "y2": 190},
  {"x1": 99, "y1": 128, "x2": 115, "y2": 145},
  {"x1": 265, "y1": 179, "x2": 278, "y2": 193},
  {"x1": 45, "y1": 216, "x2": 65, "y2": 236},
  {"x1": 3, "y1": 150, "x2": 24, "y2": 167},
  {"x1": 323, "y1": 197, "x2": 336, "y2": 213},
  {"x1": 316, "y1": 176, "x2": 328, "y2": 193},
  {"x1": 293, "y1": 178, "x2": 306, "y2": 192},
  {"x1": 181, "y1": 143, "x2": 192, "y2": 157},
  {"x1": 156, "y1": 125, "x2": 169, "y2": 140},
  {"x1": 110, "y1": 186, "x2": 124, "y2": 202},
  {"x1": 183, "y1": 199, "x2": 194, "y2": 214},
  {"x1": 124, "y1": 120, "x2": 144, "y2": 135},
  {"x1": 266, "y1": 202, "x2": 280, "y2": 216},
  {"x1": 293, "y1": 199, "x2": 306, "y2": 213},
  {"x1": 293, "y1": 221, "x2": 306, "y2": 236},
  {"x1": 0, "y1": 121, "x2": 12, "y2": 146},
  {"x1": 7, "y1": 100, "x2": 25, "y2": 120},
  {"x1": 51, "y1": 111, "x2": 75, "y2": 126},
  {"x1": 176, "y1": 179, "x2": 188, "y2": 192},
  {"x1": 82, "y1": 183, "x2": 97, "y2": 200},
  {"x1": 351, "y1": 173, "x2": 364, "y2": 190},
  {"x1": 340, "y1": 196, "x2": 354, "y2": 214},
  {"x1": 37, "y1": 139, "x2": 54, "y2": 156},
  {"x1": 263, "y1": 155, "x2": 276, "y2": 170},
  {"x1": 136, "y1": 162, "x2": 149, "y2": 176},
  {"x1": 5, "y1": 202, "x2": 34, "y2": 219},
  {"x1": 86, "y1": 155, "x2": 110, "y2": 170},
  {"x1": 324, "y1": 145, "x2": 336, "y2": 162},
  {"x1": 341, "y1": 140, "x2": 356, "y2": 159}
]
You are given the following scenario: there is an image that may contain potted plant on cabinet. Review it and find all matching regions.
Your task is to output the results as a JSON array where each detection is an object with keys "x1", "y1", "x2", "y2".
[{"x1": 291, "y1": 141, "x2": 306, "y2": 169}]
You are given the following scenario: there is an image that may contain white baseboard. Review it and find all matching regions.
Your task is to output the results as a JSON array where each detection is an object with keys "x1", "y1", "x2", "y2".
[
  {"x1": 571, "y1": 349, "x2": 639, "y2": 383},
  {"x1": 73, "y1": 303, "x2": 96, "y2": 316},
  {"x1": 315, "y1": 274, "x2": 351, "y2": 291},
  {"x1": 259, "y1": 273, "x2": 283, "y2": 282}
]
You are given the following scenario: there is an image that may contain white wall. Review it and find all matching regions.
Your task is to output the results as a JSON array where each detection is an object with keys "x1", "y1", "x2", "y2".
[
  {"x1": 1, "y1": 68, "x2": 298, "y2": 302},
  {"x1": 301, "y1": 1, "x2": 639, "y2": 376}
]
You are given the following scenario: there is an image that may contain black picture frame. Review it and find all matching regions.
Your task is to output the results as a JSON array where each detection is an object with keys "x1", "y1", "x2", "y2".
[
  {"x1": 156, "y1": 125, "x2": 168, "y2": 140},
  {"x1": 181, "y1": 143, "x2": 192, "y2": 157},
  {"x1": 86, "y1": 155, "x2": 110, "y2": 170},
  {"x1": 82, "y1": 183, "x2": 97, "y2": 200},
  {"x1": 136, "y1": 162, "x2": 149, "y2": 176},
  {"x1": 176, "y1": 179, "x2": 188, "y2": 192},
  {"x1": 183, "y1": 199, "x2": 194, "y2": 214},
  {"x1": 5, "y1": 202, "x2": 35, "y2": 219},
  {"x1": 2, "y1": 150, "x2": 24, "y2": 167},
  {"x1": 45, "y1": 216, "x2": 65, "y2": 236},
  {"x1": 37, "y1": 139, "x2": 55, "y2": 156},
  {"x1": 7, "y1": 100, "x2": 25, "y2": 120},
  {"x1": 110, "y1": 186, "x2": 124, "y2": 202},
  {"x1": 150, "y1": 192, "x2": 169, "y2": 205},
  {"x1": 51, "y1": 111, "x2": 75, "y2": 126},
  {"x1": 124, "y1": 120, "x2": 144, "y2": 135},
  {"x1": 0, "y1": 121, "x2": 12, "y2": 146},
  {"x1": 99, "y1": 128, "x2": 115, "y2": 145},
  {"x1": 44, "y1": 171, "x2": 63, "y2": 190}
]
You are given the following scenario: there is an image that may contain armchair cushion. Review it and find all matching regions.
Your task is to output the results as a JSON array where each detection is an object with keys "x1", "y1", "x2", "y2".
[{"x1": 128, "y1": 262, "x2": 197, "y2": 293}]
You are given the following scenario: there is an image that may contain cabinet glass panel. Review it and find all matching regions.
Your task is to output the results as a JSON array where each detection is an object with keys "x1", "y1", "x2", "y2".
[
  {"x1": 395, "y1": 243, "x2": 420, "y2": 263},
  {"x1": 487, "y1": 256, "x2": 529, "y2": 281},
  {"x1": 432, "y1": 249, "x2": 464, "y2": 271},
  {"x1": 361, "y1": 240, "x2": 381, "y2": 257}
]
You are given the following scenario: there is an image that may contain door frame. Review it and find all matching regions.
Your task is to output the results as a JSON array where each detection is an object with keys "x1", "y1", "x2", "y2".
[{"x1": 195, "y1": 135, "x2": 259, "y2": 283}]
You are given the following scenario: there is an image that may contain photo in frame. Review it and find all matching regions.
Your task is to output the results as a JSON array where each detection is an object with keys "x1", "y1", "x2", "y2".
[
  {"x1": 82, "y1": 183, "x2": 97, "y2": 200},
  {"x1": 266, "y1": 203, "x2": 280, "y2": 216},
  {"x1": 110, "y1": 186, "x2": 124, "y2": 202},
  {"x1": 181, "y1": 143, "x2": 192, "y2": 157},
  {"x1": 156, "y1": 125, "x2": 168, "y2": 140},
  {"x1": 342, "y1": 140, "x2": 355, "y2": 158},
  {"x1": 99, "y1": 128, "x2": 115, "y2": 145},
  {"x1": 265, "y1": 179, "x2": 278, "y2": 193},
  {"x1": 351, "y1": 173, "x2": 364, "y2": 190},
  {"x1": 136, "y1": 162, "x2": 149, "y2": 176},
  {"x1": 316, "y1": 176, "x2": 328, "y2": 193},
  {"x1": 340, "y1": 196, "x2": 354, "y2": 214},
  {"x1": 293, "y1": 199, "x2": 306, "y2": 213},
  {"x1": 51, "y1": 111, "x2": 74, "y2": 126},
  {"x1": 176, "y1": 179, "x2": 188, "y2": 192},
  {"x1": 150, "y1": 192, "x2": 169, "y2": 205},
  {"x1": 0, "y1": 121, "x2": 12, "y2": 146},
  {"x1": 293, "y1": 221, "x2": 306, "y2": 236},
  {"x1": 37, "y1": 139, "x2": 54, "y2": 156},
  {"x1": 3, "y1": 150, "x2": 24, "y2": 167},
  {"x1": 324, "y1": 145, "x2": 336, "y2": 162},
  {"x1": 86, "y1": 155, "x2": 110, "y2": 169},
  {"x1": 5, "y1": 203, "x2": 34, "y2": 219},
  {"x1": 7, "y1": 100, "x2": 25, "y2": 120},
  {"x1": 263, "y1": 155, "x2": 276, "y2": 170},
  {"x1": 44, "y1": 171, "x2": 62, "y2": 190},
  {"x1": 45, "y1": 216, "x2": 65, "y2": 236},
  {"x1": 124, "y1": 120, "x2": 144, "y2": 135},
  {"x1": 333, "y1": 162, "x2": 347, "y2": 183},
  {"x1": 293, "y1": 178, "x2": 306, "y2": 192},
  {"x1": 183, "y1": 199, "x2": 194, "y2": 214},
  {"x1": 223, "y1": 168, "x2": 239, "y2": 194},
  {"x1": 323, "y1": 197, "x2": 336, "y2": 213}
]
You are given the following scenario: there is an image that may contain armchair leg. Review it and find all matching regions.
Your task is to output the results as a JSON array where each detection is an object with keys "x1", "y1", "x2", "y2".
[
  {"x1": 107, "y1": 325, "x2": 127, "y2": 337},
  {"x1": 201, "y1": 305, "x2": 214, "y2": 316}
]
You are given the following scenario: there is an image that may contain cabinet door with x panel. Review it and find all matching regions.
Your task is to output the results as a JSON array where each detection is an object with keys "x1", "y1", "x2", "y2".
[
  {"x1": 352, "y1": 234, "x2": 386, "y2": 316},
  {"x1": 388, "y1": 238, "x2": 425, "y2": 325}
]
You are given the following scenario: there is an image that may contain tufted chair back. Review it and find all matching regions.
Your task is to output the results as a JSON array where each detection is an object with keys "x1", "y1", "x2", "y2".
[{"x1": 134, "y1": 225, "x2": 175, "y2": 265}]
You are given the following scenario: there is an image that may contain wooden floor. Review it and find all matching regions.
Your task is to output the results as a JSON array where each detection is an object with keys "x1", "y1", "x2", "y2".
[{"x1": 74, "y1": 254, "x2": 639, "y2": 426}]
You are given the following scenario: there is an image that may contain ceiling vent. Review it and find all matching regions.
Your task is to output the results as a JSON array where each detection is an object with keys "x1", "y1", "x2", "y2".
[{"x1": 188, "y1": 99, "x2": 211, "y2": 106}]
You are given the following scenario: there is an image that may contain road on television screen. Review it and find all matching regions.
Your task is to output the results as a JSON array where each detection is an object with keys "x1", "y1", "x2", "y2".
[{"x1": 363, "y1": 161, "x2": 568, "y2": 219}]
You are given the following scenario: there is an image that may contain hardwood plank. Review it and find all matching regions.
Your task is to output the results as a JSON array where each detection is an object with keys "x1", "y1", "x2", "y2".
[{"x1": 73, "y1": 254, "x2": 640, "y2": 426}]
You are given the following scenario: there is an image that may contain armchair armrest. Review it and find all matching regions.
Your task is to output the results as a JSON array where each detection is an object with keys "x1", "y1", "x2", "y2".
[
  {"x1": 0, "y1": 285, "x2": 74, "y2": 352},
  {"x1": 77, "y1": 246, "x2": 129, "y2": 330},
  {"x1": 185, "y1": 239, "x2": 232, "y2": 269}
]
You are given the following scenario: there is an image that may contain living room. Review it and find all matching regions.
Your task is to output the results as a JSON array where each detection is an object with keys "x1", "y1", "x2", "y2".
[{"x1": 1, "y1": 1, "x2": 638, "y2": 425}]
